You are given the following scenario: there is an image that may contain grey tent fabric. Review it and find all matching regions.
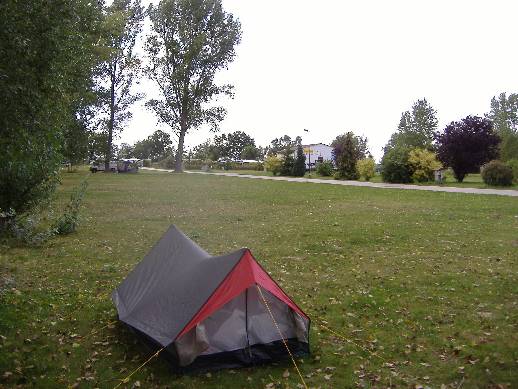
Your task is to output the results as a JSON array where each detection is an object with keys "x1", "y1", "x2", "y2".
[
  {"x1": 113, "y1": 225, "x2": 310, "y2": 371},
  {"x1": 112, "y1": 225, "x2": 245, "y2": 346}
]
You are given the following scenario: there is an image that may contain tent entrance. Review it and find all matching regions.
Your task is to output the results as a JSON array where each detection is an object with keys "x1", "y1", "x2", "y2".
[{"x1": 173, "y1": 285, "x2": 309, "y2": 368}]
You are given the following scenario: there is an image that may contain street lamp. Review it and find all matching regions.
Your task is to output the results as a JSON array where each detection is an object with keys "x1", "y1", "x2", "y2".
[{"x1": 303, "y1": 128, "x2": 310, "y2": 177}]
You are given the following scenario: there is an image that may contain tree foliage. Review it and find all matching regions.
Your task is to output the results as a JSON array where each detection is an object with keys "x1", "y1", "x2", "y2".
[
  {"x1": 280, "y1": 147, "x2": 296, "y2": 176},
  {"x1": 0, "y1": 0, "x2": 103, "y2": 224},
  {"x1": 387, "y1": 98, "x2": 438, "y2": 150},
  {"x1": 267, "y1": 135, "x2": 302, "y2": 156},
  {"x1": 213, "y1": 131, "x2": 256, "y2": 160},
  {"x1": 95, "y1": 0, "x2": 144, "y2": 170},
  {"x1": 265, "y1": 156, "x2": 282, "y2": 176},
  {"x1": 408, "y1": 148, "x2": 442, "y2": 182},
  {"x1": 357, "y1": 158, "x2": 376, "y2": 181},
  {"x1": 132, "y1": 130, "x2": 174, "y2": 161},
  {"x1": 145, "y1": 0, "x2": 241, "y2": 172},
  {"x1": 332, "y1": 132, "x2": 367, "y2": 180},
  {"x1": 381, "y1": 146, "x2": 412, "y2": 183},
  {"x1": 292, "y1": 144, "x2": 307, "y2": 177},
  {"x1": 435, "y1": 116, "x2": 500, "y2": 182},
  {"x1": 481, "y1": 160, "x2": 514, "y2": 186},
  {"x1": 487, "y1": 92, "x2": 518, "y2": 161}
]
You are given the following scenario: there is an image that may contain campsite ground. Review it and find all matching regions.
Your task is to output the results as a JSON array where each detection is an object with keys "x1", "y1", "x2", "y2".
[{"x1": 1, "y1": 169, "x2": 517, "y2": 388}]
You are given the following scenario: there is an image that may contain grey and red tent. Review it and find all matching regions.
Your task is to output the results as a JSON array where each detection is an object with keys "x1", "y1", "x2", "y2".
[{"x1": 112, "y1": 225, "x2": 310, "y2": 371}]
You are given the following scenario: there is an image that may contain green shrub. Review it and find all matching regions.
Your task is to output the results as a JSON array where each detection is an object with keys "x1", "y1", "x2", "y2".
[
  {"x1": 218, "y1": 161, "x2": 264, "y2": 171},
  {"x1": 158, "y1": 156, "x2": 175, "y2": 169},
  {"x1": 357, "y1": 158, "x2": 376, "y2": 181},
  {"x1": 481, "y1": 160, "x2": 513, "y2": 186},
  {"x1": 143, "y1": 159, "x2": 152, "y2": 167},
  {"x1": 265, "y1": 156, "x2": 282, "y2": 176},
  {"x1": 408, "y1": 148, "x2": 442, "y2": 182},
  {"x1": 316, "y1": 160, "x2": 334, "y2": 177},
  {"x1": 52, "y1": 176, "x2": 89, "y2": 235},
  {"x1": 506, "y1": 159, "x2": 518, "y2": 183},
  {"x1": 381, "y1": 146, "x2": 412, "y2": 183}
]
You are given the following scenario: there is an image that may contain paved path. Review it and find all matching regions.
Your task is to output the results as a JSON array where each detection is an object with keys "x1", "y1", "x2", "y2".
[{"x1": 141, "y1": 167, "x2": 518, "y2": 197}]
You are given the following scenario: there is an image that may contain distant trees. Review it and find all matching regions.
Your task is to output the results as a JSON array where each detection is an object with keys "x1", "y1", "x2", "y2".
[
  {"x1": 96, "y1": 0, "x2": 144, "y2": 171},
  {"x1": 145, "y1": 0, "x2": 241, "y2": 172},
  {"x1": 387, "y1": 99, "x2": 438, "y2": 150},
  {"x1": 435, "y1": 116, "x2": 500, "y2": 182},
  {"x1": 213, "y1": 131, "x2": 257, "y2": 160},
  {"x1": 487, "y1": 92, "x2": 518, "y2": 161},
  {"x1": 132, "y1": 130, "x2": 174, "y2": 161},
  {"x1": 332, "y1": 132, "x2": 368, "y2": 180},
  {"x1": 268, "y1": 135, "x2": 302, "y2": 156}
]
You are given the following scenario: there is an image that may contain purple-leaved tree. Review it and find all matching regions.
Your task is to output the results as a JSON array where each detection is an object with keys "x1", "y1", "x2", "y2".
[{"x1": 435, "y1": 116, "x2": 500, "y2": 182}]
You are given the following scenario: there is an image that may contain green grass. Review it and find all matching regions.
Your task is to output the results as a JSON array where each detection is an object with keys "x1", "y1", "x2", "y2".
[{"x1": 1, "y1": 169, "x2": 517, "y2": 388}]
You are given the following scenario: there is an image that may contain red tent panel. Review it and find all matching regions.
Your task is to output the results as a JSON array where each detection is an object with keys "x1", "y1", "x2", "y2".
[{"x1": 176, "y1": 250, "x2": 308, "y2": 339}]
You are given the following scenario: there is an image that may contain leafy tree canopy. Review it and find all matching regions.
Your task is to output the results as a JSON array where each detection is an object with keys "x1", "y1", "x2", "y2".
[
  {"x1": 435, "y1": 116, "x2": 500, "y2": 182},
  {"x1": 332, "y1": 132, "x2": 368, "y2": 180},
  {"x1": 145, "y1": 0, "x2": 241, "y2": 171},
  {"x1": 487, "y1": 92, "x2": 518, "y2": 161},
  {"x1": 387, "y1": 98, "x2": 438, "y2": 151},
  {"x1": 0, "y1": 0, "x2": 103, "y2": 222}
]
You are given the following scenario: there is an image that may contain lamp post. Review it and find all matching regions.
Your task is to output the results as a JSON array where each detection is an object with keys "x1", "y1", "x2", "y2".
[{"x1": 303, "y1": 128, "x2": 310, "y2": 177}]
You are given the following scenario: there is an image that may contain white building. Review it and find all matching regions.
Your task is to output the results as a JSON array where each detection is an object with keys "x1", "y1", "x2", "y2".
[{"x1": 299, "y1": 143, "x2": 333, "y2": 169}]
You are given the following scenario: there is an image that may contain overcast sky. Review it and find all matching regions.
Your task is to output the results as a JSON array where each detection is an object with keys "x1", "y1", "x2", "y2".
[{"x1": 122, "y1": 0, "x2": 518, "y2": 161}]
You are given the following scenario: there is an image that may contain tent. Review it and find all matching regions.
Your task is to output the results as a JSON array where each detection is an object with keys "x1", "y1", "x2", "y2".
[{"x1": 112, "y1": 225, "x2": 310, "y2": 371}]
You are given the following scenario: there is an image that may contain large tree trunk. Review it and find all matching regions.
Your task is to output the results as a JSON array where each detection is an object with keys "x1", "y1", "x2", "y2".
[
  {"x1": 174, "y1": 126, "x2": 186, "y2": 172},
  {"x1": 105, "y1": 62, "x2": 116, "y2": 172}
]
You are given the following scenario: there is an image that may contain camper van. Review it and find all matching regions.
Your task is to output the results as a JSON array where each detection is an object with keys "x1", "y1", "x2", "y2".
[{"x1": 89, "y1": 160, "x2": 118, "y2": 173}]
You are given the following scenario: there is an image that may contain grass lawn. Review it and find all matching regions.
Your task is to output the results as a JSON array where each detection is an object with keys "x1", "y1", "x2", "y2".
[{"x1": 1, "y1": 169, "x2": 518, "y2": 388}]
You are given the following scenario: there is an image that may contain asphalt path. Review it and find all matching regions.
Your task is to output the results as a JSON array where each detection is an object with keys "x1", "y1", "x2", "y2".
[{"x1": 141, "y1": 167, "x2": 518, "y2": 197}]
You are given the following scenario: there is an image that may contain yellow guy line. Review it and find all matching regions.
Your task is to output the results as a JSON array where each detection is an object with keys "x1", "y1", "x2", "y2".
[
  {"x1": 315, "y1": 320, "x2": 385, "y2": 361},
  {"x1": 256, "y1": 284, "x2": 309, "y2": 389},
  {"x1": 113, "y1": 347, "x2": 165, "y2": 389}
]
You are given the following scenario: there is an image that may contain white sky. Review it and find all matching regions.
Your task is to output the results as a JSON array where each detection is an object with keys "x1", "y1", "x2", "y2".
[{"x1": 122, "y1": 0, "x2": 518, "y2": 161}]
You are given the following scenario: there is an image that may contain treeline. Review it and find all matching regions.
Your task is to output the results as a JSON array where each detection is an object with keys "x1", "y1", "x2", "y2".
[
  {"x1": 380, "y1": 96, "x2": 518, "y2": 186},
  {"x1": 1, "y1": 0, "x2": 241, "y2": 239}
]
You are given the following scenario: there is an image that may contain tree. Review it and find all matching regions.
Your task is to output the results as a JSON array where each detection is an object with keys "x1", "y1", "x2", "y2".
[
  {"x1": 145, "y1": 0, "x2": 241, "y2": 172},
  {"x1": 212, "y1": 131, "x2": 255, "y2": 160},
  {"x1": 96, "y1": 0, "x2": 144, "y2": 171},
  {"x1": 132, "y1": 130, "x2": 174, "y2": 161},
  {"x1": 332, "y1": 132, "x2": 367, "y2": 180},
  {"x1": 0, "y1": 0, "x2": 103, "y2": 229},
  {"x1": 265, "y1": 156, "x2": 282, "y2": 176},
  {"x1": 408, "y1": 148, "x2": 442, "y2": 182},
  {"x1": 192, "y1": 139, "x2": 214, "y2": 160},
  {"x1": 435, "y1": 116, "x2": 500, "y2": 182},
  {"x1": 487, "y1": 92, "x2": 518, "y2": 161},
  {"x1": 357, "y1": 158, "x2": 376, "y2": 181},
  {"x1": 280, "y1": 146, "x2": 296, "y2": 176},
  {"x1": 381, "y1": 146, "x2": 412, "y2": 183},
  {"x1": 292, "y1": 144, "x2": 306, "y2": 177},
  {"x1": 241, "y1": 144, "x2": 260, "y2": 160},
  {"x1": 118, "y1": 143, "x2": 135, "y2": 159},
  {"x1": 387, "y1": 98, "x2": 438, "y2": 150},
  {"x1": 268, "y1": 135, "x2": 301, "y2": 156}
]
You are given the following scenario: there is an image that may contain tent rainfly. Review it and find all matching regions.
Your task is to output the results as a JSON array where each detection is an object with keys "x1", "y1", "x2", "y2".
[{"x1": 112, "y1": 225, "x2": 310, "y2": 371}]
